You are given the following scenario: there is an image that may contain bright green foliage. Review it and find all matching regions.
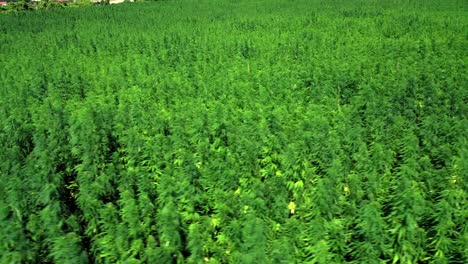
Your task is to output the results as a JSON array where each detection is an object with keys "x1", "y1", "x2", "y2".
[{"x1": 0, "y1": 0, "x2": 467, "y2": 263}]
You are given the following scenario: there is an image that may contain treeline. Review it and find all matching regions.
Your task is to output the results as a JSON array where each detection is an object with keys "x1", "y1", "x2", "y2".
[
  {"x1": 1, "y1": 0, "x2": 101, "y2": 13},
  {"x1": 0, "y1": 0, "x2": 152, "y2": 13},
  {"x1": 0, "y1": 0, "x2": 467, "y2": 263}
]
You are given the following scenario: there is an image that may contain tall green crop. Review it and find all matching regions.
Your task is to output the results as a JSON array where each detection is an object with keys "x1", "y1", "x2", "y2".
[{"x1": 0, "y1": 0, "x2": 466, "y2": 263}]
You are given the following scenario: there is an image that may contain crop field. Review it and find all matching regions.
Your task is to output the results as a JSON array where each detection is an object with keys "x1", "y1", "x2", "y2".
[{"x1": 0, "y1": 0, "x2": 467, "y2": 263}]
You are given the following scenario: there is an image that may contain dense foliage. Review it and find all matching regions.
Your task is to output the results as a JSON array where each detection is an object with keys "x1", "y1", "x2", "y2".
[
  {"x1": 0, "y1": 0, "x2": 467, "y2": 263},
  {"x1": 0, "y1": 0, "x2": 95, "y2": 13}
]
